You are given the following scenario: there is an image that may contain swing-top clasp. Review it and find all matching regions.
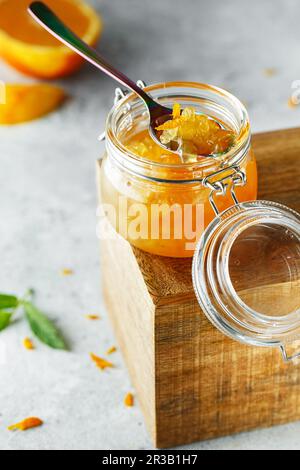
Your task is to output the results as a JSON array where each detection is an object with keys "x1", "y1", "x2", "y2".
[{"x1": 202, "y1": 165, "x2": 247, "y2": 215}]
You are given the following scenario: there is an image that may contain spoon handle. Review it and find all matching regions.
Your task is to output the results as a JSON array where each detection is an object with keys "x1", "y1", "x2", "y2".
[{"x1": 28, "y1": 2, "x2": 154, "y2": 108}]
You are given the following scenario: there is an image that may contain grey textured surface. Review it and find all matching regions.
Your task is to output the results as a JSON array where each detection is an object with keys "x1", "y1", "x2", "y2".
[{"x1": 1, "y1": 0, "x2": 300, "y2": 450}]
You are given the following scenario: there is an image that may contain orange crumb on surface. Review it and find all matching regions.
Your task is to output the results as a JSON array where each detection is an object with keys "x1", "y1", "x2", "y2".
[
  {"x1": 85, "y1": 314, "x2": 100, "y2": 320},
  {"x1": 8, "y1": 417, "x2": 43, "y2": 431},
  {"x1": 61, "y1": 268, "x2": 74, "y2": 276},
  {"x1": 263, "y1": 67, "x2": 277, "y2": 77},
  {"x1": 288, "y1": 97, "x2": 299, "y2": 108},
  {"x1": 23, "y1": 337, "x2": 34, "y2": 350},
  {"x1": 106, "y1": 346, "x2": 117, "y2": 355},
  {"x1": 124, "y1": 393, "x2": 134, "y2": 407},
  {"x1": 90, "y1": 353, "x2": 114, "y2": 371}
]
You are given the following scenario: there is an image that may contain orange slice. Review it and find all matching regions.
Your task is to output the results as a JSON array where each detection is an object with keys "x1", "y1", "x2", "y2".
[
  {"x1": 0, "y1": 83, "x2": 65, "y2": 125},
  {"x1": 0, "y1": 0, "x2": 102, "y2": 78}
]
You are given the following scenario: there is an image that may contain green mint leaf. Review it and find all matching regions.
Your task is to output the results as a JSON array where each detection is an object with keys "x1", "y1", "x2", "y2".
[
  {"x1": 0, "y1": 294, "x2": 18, "y2": 310},
  {"x1": 0, "y1": 311, "x2": 13, "y2": 331},
  {"x1": 23, "y1": 301, "x2": 68, "y2": 350}
]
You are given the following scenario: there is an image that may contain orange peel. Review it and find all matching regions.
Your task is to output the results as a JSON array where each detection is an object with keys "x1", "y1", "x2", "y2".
[
  {"x1": 23, "y1": 337, "x2": 35, "y2": 350},
  {"x1": 8, "y1": 417, "x2": 43, "y2": 431},
  {"x1": 0, "y1": 0, "x2": 102, "y2": 78},
  {"x1": 90, "y1": 353, "x2": 114, "y2": 371},
  {"x1": 0, "y1": 83, "x2": 65, "y2": 125},
  {"x1": 106, "y1": 346, "x2": 117, "y2": 355},
  {"x1": 157, "y1": 104, "x2": 235, "y2": 156},
  {"x1": 61, "y1": 268, "x2": 74, "y2": 276},
  {"x1": 124, "y1": 393, "x2": 134, "y2": 407}
]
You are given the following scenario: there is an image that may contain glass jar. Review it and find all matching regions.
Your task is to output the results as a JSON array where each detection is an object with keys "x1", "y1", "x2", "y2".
[
  {"x1": 100, "y1": 81, "x2": 257, "y2": 258},
  {"x1": 192, "y1": 200, "x2": 300, "y2": 363}
]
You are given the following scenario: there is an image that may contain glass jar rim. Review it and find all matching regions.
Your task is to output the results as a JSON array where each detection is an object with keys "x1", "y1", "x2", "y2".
[{"x1": 105, "y1": 81, "x2": 251, "y2": 180}]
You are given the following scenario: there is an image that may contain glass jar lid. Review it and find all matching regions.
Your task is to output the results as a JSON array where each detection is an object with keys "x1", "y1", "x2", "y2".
[{"x1": 192, "y1": 200, "x2": 300, "y2": 362}]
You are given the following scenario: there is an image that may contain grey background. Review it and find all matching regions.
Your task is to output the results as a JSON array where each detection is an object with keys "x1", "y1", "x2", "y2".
[{"x1": 0, "y1": 0, "x2": 300, "y2": 450}]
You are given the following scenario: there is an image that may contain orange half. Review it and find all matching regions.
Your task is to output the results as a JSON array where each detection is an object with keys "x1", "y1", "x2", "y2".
[{"x1": 0, "y1": 0, "x2": 102, "y2": 78}]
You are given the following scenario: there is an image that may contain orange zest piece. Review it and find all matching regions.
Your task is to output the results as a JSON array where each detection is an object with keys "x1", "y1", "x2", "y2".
[
  {"x1": 8, "y1": 417, "x2": 43, "y2": 431},
  {"x1": 0, "y1": 84, "x2": 65, "y2": 125},
  {"x1": 106, "y1": 346, "x2": 117, "y2": 355},
  {"x1": 61, "y1": 268, "x2": 74, "y2": 276},
  {"x1": 85, "y1": 314, "x2": 100, "y2": 320},
  {"x1": 0, "y1": 0, "x2": 102, "y2": 78},
  {"x1": 172, "y1": 102, "x2": 181, "y2": 119},
  {"x1": 90, "y1": 353, "x2": 114, "y2": 371},
  {"x1": 124, "y1": 393, "x2": 134, "y2": 407},
  {"x1": 23, "y1": 337, "x2": 34, "y2": 350},
  {"x1": 156, "y1": 103, "x2": 235, "y2": 156}
]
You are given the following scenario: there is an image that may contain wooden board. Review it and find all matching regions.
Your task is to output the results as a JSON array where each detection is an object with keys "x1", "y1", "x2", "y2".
[{"x1": 99, "y1": 127, "x2": 300, "y2": 448}]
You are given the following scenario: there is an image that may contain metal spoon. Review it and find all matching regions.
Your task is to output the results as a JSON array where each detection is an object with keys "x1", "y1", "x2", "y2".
[{"x1": 28, "y1": 1, "x2": 174, "y2": 151}]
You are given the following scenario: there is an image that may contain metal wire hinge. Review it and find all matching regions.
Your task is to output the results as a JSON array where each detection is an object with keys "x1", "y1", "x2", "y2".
[
  {"x1": 202, "y1": 166, "x2": 247, "y2": 216},
  {"x1": 98, "y1": 81, "x2": 147, "y2": 142},
  {"x1": 280, "y1": 343, "x2": 300, "y2": 363}
]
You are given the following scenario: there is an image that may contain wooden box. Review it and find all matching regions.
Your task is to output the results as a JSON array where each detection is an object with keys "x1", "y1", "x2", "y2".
[{"x1": 98, "y1": 128, "x2": 300, "y2": 448}]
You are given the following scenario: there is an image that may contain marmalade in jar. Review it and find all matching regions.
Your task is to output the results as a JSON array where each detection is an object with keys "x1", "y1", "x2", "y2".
[{"x1": 100, "y1": 83, "x2": 258, "y2": 258}]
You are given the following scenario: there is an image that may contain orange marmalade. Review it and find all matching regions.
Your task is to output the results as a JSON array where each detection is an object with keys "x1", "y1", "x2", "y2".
[{"x1": 100, "y1": 82, "x2": 257, "y2": 258}]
